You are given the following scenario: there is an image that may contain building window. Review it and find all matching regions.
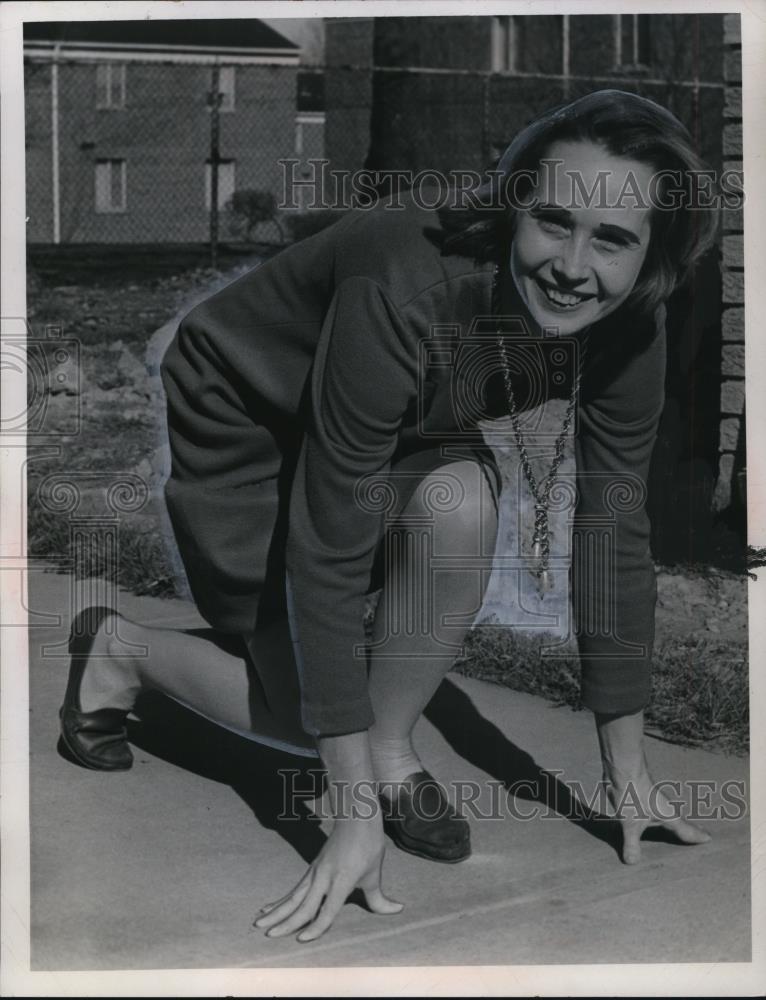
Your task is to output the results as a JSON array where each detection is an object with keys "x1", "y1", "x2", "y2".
[
  {"x1": 94, "y1": 159, "x2": 126, "y2": 213},
  {"x1": 295, "y1": 112, "x2": 325, "y2": 158},
  {"x1": 207, "y1": 66, "x2": 235, "y2": 112},
  {"x1": 95, "y1": 63, "x2": 126, "y2": 109},
  {"x1": 494, "y1": 16, "x2": 561, "y2": 75},
  {"x1": 491, "y1": 16, "x2": 518, "y2": 73},
  {"x1": 205, "y1": 159, "x2": 236, "y2": 210},
  {"x1": 614, "y1": 14, "x2": 652, "y2": 69},
  {"x1": 296, "y1": 71, "x2": 325, "y2": 113}
]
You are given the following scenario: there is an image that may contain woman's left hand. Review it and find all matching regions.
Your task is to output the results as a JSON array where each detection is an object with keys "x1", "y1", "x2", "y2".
[
  {"x1": 602, "y1": 760, "x2": 712, "y2": 864},
  {"x1": 595, "y1": 710, "x2": 711, "y2": 864}
]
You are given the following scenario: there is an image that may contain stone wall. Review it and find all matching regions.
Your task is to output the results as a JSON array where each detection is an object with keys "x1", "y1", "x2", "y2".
[{"x1": 713, "y1": 14, "x2": 745, "y2": 512}]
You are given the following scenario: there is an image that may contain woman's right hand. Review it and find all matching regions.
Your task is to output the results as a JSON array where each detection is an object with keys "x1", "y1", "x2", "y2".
[{"x1": 253, "y1": 730, "x2": 403, "y2": 942}]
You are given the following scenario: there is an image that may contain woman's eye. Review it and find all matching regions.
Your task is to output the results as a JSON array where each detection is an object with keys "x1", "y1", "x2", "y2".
[
  {"x1": 537, "y1": 218, "x2": 568, "y2": 235},
  {"x1": 593, "y1": 237, "x2": 625, "y2": 253}
]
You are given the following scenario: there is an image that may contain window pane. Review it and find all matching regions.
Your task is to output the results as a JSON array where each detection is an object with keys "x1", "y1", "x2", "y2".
[
  {"x1": 636, "y1": 15, "x2": 652, "y2": 66},
  {"x1": 114, "y1": 64, "x2": 126, "y2": 107},
  {"x1": 95, "y1": 160, "x2": 126, "y2": 212},
  {"x1": 507, "y1": 16, "x2": 518, "y2": 72},
  {"x1": 96, "y1": 64, "x2": 109, "y2": 107},
  {"x1": 516, "y1": 17, "x2": 562, "y2": 74},
  {"x1": 621, "y1": 15, "x2": 633, "y2": 65},
  {"x1": 213, "y1": 66, "x2": 235, "y2": 111},
  {"x1": 111, "y1": 161, "x2": 123, "y2": 209},
  {"x1": 296, "y1": 71, "x2": 325, "y2": 112},
  {"x1": 95, "y1": 161, "x2": 110, "y2": 211},
  {"x1": 490, "y1": 17, "x2": 505, "y2": 72}
]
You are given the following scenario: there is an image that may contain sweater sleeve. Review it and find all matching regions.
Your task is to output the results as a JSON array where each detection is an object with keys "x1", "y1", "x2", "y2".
[
  {"x1": 285, "y1": 276, "x2": 421, "y2": 736},
  {"x1": 571, "y1": 309, "x2": 667, "y2": 715}
]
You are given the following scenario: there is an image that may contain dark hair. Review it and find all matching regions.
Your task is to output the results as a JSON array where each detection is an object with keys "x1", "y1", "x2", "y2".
[{"x1": 438, "y1": 89, "x2": 720, "y2": 315}]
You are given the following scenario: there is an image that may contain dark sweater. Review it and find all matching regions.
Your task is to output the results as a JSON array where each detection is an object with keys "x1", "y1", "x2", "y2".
[{"x1": 160, "y1": 198, "x2": 666, "y2": 736}]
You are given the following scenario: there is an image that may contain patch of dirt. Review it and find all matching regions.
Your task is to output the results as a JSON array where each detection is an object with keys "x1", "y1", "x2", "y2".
[
  {"x1": 654, "y1": 565, "x2": 748, "y2": 647},
  {"x1": 28, "y1": 260, "x2": 259, "y2": 350}
]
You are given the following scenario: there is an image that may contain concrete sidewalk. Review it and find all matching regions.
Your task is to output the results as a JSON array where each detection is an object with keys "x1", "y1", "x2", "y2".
[{"x1": 28, "y1": 569, "x2": 750, "y2": 970}]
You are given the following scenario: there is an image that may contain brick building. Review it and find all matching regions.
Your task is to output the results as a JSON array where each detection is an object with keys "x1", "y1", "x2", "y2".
[
  {"x1": 23, "y1": 20, "x2": 324, "y2": 244},
  {"x1": 324, "y1": 14, "x2": 724, "y2": 173}
]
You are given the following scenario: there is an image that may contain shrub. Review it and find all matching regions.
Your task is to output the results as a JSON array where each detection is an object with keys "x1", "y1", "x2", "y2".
[{"x1": 225, "y1": 189, "x2": 285, "y2": 243}]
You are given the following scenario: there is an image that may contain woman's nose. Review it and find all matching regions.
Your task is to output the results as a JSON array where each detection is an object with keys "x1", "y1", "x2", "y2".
[{"x1": 551, "y1": 236, "x2": 590, "y2": 287}]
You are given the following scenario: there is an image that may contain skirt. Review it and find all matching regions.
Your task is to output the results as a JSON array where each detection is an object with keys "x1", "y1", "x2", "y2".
[{"x1": 164, "y1": 442, "x2": 502, "y2": 636}]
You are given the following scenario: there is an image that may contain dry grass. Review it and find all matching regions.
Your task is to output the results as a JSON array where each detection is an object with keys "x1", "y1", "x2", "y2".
[
  {"x1": 452, "y1": 615, "x2": 749, "y2": 756},
  {"x1": 27, "y1": 505, "x2": 178, "y2": 599}
]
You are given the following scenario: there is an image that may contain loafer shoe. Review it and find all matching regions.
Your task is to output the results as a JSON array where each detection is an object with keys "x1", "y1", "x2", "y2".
[
  {"x1": 379, "y1": 770, "x2": 471, "y2": 863},
  {"x1": 59, "y1": 606, "x2": 133, "y2": 771}
]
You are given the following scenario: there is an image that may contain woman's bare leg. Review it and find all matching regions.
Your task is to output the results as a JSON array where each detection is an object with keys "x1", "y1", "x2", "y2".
[
  {"x1": 367, "y1": 460, "x2": 498, "y2": 784},
  {"x1": 77, "y1": 613, "x2": 316, "y2": 754},
  {"x1": 77, "y1": 458, "x2": 496, "y2": 768}
]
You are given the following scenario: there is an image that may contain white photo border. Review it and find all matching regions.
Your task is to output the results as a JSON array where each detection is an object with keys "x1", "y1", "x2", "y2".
[{"x1": 1, "y1": 0, "x2": 764, "y2": 995}]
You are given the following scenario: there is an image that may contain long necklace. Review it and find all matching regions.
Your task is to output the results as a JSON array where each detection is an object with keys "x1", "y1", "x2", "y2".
[{"x1": 492, "y1": 264, "x2": 589, "y2": 599}]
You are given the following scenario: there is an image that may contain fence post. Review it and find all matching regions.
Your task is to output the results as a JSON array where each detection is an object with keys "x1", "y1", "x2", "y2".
[
  {"x1": 51, "y1": 43, "x2": 61, "y2": 244},
  {"x1": 208, "y1": 63, "x2": 221, "y2": 269}
]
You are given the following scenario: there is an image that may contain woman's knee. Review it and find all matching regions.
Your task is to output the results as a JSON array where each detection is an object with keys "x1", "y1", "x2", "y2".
[{"x1": 406, "y1": 459, "x2": 498, "y2": 553}]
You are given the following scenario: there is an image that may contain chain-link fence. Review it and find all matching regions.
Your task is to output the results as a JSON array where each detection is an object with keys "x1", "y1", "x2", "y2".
[
  {"x1": 24, "y1": 50, "x2": 727, "y2": 257},
  {"x1": 24, "y1": 57, "x2": 326, "y2": 253}
]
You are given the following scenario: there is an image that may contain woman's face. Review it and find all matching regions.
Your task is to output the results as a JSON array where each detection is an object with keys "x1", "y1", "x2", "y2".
[{"x1": 509, "y1": 139, "x2": 653, "y2": 335}]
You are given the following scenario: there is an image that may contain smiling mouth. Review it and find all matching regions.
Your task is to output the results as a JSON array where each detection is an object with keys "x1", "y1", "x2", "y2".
[{"x1": 535, "y1": 278, "x2": 596, "y2": 309}]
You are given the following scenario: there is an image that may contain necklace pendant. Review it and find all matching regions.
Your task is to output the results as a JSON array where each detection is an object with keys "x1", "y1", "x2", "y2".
[
  {"x1": 537, "y1": 568, "x2": 554, "y2": 599},
  {"x1": 528, "y1": 539, "x2": 554, "y2": 599},
  {"x1": 530, "y1": 566, "x2": 554, "y2": 600}
]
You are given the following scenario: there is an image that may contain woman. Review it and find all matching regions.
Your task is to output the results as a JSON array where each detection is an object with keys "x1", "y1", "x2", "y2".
[{"x1": 60, "y1": 90, "x2": 717, "y2": 942}]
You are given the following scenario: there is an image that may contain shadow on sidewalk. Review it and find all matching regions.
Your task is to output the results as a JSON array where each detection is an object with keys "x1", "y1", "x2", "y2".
[
  {"x1": 62, "y1": 662, "x2": 683, "y2": 867},
  {"x1": 424, "y1": 678, "x2": 684, "y2": 858},
  {"x1": 124, "y1": 692, "x2": 327, "y2": 864}
]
